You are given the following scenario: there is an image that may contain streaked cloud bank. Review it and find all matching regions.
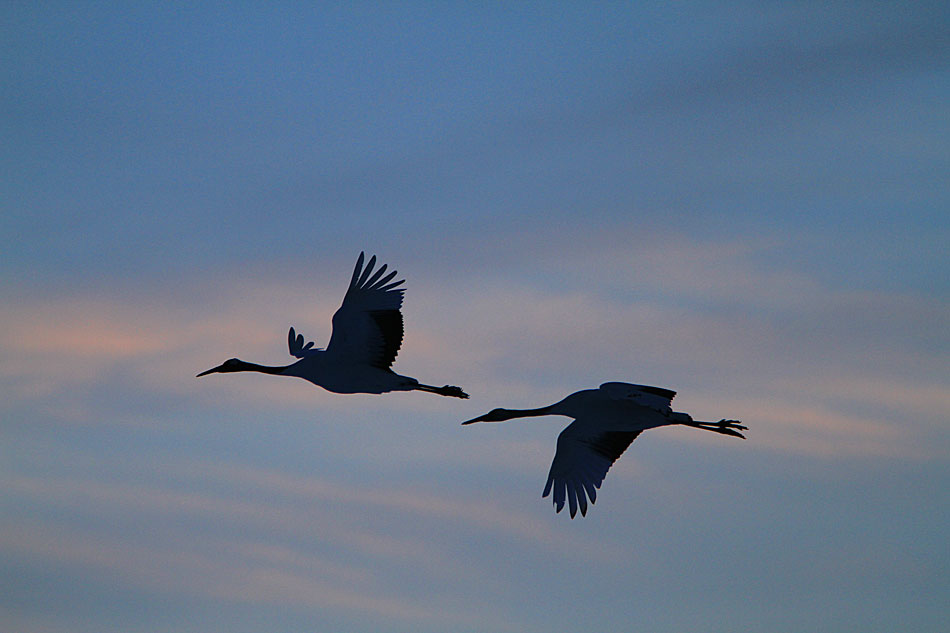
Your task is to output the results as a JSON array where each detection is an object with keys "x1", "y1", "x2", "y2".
[
  {"x1": 2, "y1": 2, "x2": 947, "y2": 632},
  {"x1": 5, "y1": 228, "x2": 943, "y2": 456}
]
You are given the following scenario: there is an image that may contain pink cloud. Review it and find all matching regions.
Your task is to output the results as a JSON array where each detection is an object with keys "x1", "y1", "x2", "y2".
[{"x1": 2, "y1": 245, "x2": 944, "y2": 459}]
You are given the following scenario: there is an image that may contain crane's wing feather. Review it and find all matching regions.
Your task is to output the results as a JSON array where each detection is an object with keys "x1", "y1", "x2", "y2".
[
  {"x1": 542, "y1": 420, "x2": 642, "y2": 518},
  {"x1": 326, "y1": 252, "x2": 406, "y2": 369},
  {"x1": 288, "y1": 326, "x2": 321, "y2": 358},
  {"x1": 599, "y1": 382, "x2": 676, "y2": 414}
]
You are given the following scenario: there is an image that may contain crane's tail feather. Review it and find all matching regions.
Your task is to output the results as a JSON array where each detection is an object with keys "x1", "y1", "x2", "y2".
[{"x1": 415, "y1": 383, "x2": 469, "y2": 399}]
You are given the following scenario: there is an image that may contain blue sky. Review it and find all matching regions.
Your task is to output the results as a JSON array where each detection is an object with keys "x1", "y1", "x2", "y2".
[{"x1": 2, "y1": 2, "x2": 948, "y2": 632}]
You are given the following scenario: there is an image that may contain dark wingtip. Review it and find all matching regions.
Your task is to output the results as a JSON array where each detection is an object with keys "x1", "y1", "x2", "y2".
[{"x1": 350, "y1": 252, "x2": 366, "y2": 288}]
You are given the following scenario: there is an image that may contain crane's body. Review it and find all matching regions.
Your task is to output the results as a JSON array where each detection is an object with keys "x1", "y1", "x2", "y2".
[
  {"x1": 197, "y1": 253, "x2": 468, "y2": 399},
  {"x1": 204, "y1": 355, "x2": 435, "y2": 395},
  {"x1": 463, "y1": 382, "x2": 745, "y2": 518},
  {"x1": 283, "y1": 356, "x2": 404, "y2": 394}
]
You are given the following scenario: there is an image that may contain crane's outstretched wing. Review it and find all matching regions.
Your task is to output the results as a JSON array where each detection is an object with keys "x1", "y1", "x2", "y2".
[
  {"x1": 288, "y1": 326, "x2": 321, "y2": 358},
  {"x1": 325, "y1": 252, "x2": 406, "y2": 369},
  {"x1": 542, "y1": 421, "x2": 642, "y2": 518},
  {"x1": 599, "y1": 382, "x2": 676, "y2": 414}
]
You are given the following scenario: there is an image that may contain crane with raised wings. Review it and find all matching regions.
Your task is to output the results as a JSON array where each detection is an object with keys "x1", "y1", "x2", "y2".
[{"x1": 198, "y1": 252, "x2": 468, "y2": 398}]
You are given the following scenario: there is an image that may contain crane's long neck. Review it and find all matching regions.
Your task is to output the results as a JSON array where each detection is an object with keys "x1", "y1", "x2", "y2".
[
  {"x1": 462, "y1": 404, "x2": 561, "y2": 425},
  {"x1": 232, "y1": 360, "x2": 292, "y2": 375},
  {"x1": 496, "y1": 405, "x2": 557, "y2": 420}
]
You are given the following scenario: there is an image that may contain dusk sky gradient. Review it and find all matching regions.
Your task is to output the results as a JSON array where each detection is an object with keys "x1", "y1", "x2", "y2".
[{"x1": 2, "y1": 3, "x2": 948, "y2": 632}]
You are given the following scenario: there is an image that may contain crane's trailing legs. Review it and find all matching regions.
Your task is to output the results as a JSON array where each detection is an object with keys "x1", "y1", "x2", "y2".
[
  {"x1": 414, "y1": 383, "x2": 468, "y2": 398},
  {"x1": 674, "y1": 414, "x2": 747, "y2": 439}
]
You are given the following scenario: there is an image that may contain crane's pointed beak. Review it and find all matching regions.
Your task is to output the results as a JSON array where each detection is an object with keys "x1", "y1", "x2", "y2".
[
  {"x1": 461, "y1": 414, "x2": 487, "y2": 425},
  {"x1": 196, "y1": 365, "x2": 223, "y2": 378}
]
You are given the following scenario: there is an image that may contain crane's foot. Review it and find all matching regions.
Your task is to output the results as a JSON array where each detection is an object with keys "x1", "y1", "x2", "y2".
[
  {"x1": 693, "y1": 419, "x2": 747, "y2": 438},
  {"x1": 437, "y1": 385, "x2": 469, "y2": 399},
  {"x1": 713, "y1": 419, "x2": 747, "y2": 438},
  {"x1": 416, "y1": 383, "x2": 469, "y2": 399}
]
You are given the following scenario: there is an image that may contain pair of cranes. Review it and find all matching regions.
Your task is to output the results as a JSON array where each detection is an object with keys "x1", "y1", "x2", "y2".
[{"x1": 198, "y1": 253, "x2": 746, "y2": 518}]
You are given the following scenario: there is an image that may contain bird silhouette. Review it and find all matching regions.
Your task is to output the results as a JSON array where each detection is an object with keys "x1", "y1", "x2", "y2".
[
  {"x1": 462, "y1": 382, "x2": 745, "y2": 517},
  {"x1": 197, "y1": 252, "x2": 468, "y2": 398}
]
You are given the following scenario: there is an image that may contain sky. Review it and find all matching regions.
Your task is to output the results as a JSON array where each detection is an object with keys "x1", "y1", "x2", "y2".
[{"x1": 1, "y1": 2, "x2": 948, "y2": 632}]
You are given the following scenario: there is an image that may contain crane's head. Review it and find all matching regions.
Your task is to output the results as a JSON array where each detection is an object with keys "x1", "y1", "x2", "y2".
[
  {"x1": 196, "y1": 358, "x2": 244, "y2": 377},
  {"x1": 461, "y1": 408, "x2": 516, "y2": 425}
]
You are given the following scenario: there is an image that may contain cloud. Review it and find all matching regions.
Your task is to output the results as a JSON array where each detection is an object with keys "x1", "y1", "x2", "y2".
[
  {"x1": 3, "y1": 455, "x2": 616, "y2": 631},
  {"x1": 407, "y1": 232, "x2": 948, "y2": 458},
  {"x1": 4, "y1": 455, "x2": 609, "y2": 567},
  {"x1": 0, "y1": 521, "x2": 461, "y2": 626},
  {"x1": 1, "y1": 231, "x2": 945, "y2": 458},
  {"x1": 0, "y1": 276, "x2": 345, "y2": 414},
  {"x1": 194, "y1": 460, "x2": 608, "y2": 557},
  {"x1": 641, "y1": 3, "x2": 947, "y2": 106}
]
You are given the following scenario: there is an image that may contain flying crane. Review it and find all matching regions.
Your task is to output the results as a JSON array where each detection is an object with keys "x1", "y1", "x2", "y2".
[
  {"x1": 198, "y1": 252, "x2": 468, "y2": 399},
  {"x1": 462, "y1": 382, "x2": 744, "y2": 517}
]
